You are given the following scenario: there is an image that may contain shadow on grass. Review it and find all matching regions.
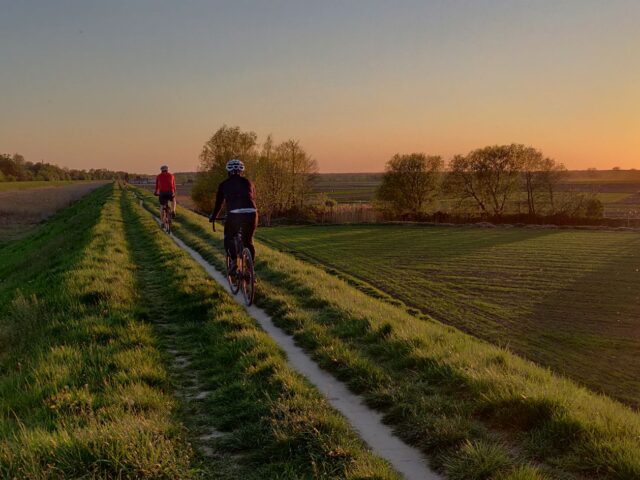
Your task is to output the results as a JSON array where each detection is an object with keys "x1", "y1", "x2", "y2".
[{"x1": 120, "y1": 190, "x2": 401, "y2": 480}]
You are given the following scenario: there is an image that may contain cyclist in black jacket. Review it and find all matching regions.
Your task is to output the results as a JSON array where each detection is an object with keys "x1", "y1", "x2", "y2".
[{"x1": 210, "y1": 159, "x2": 258, "y2": 268}]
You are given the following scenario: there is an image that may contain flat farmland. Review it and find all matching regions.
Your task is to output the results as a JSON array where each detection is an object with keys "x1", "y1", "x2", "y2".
[
  {"x1": 313, "y1": 173, "x2": 381, "y2": 203},
  {"x1": 258, "y1": 224, "x2": 640, "y2": 407},
  {"x1": 0, "y1": 180, "x2": 79, "y2": 192},
  {"x1": 0, "y1": 181, "x2": 107, "y2": 242}
]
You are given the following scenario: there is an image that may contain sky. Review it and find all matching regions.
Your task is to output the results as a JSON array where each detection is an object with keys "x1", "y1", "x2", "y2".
[{"x1": 1, "y1": 0, "x2": 639, "y2": 173}]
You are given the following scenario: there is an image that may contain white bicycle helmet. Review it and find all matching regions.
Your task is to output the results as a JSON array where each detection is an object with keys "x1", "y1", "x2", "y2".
[
  {"x1": 160, "y1": 165, "x2": 169, "y2": 172},
  {"x1": 226, "y1": 159, "x2": 245, "y2": 173}
]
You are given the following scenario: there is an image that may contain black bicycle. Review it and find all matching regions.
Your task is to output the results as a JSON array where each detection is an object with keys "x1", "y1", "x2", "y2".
[
  {"x1": 160, "y1": 202, "x2": 172, "y2": 234},
  {"x1": 211, "y1": 216, "x2": 255, "y2": 306}
]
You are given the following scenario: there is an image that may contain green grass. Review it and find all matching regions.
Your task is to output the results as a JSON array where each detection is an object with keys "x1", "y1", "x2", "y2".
[
  {"x1": 0, "y1": 184, "x2": 195, "y2": 478},
  {"x1": 134, "y1": 186, "x2": 640, "y2": 479},
  {"x1": 0, "y1": 183, "x2": 400, "y2": 478},
  {"x1": 120, "y1": 187, "x2": 400, "y2": 479},
  {"x1": 258, "y1": 224, "x2": 640, "y2": 409},
  {"x1": 0, "y1": 180, "x2": 85, "y2": 192}
]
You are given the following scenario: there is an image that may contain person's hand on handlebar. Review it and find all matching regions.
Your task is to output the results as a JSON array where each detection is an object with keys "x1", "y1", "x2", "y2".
[{"x1": 208, "y1": 213, "x2": 216, "y2": 232}]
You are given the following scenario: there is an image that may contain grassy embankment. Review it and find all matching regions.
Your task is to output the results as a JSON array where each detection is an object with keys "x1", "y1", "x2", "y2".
[
  {"x1": 258, "y1": 225, "x2": 640, "y2": 409},
  {"x1": 136, "y1": 187, "x2": 640, "y2": 480},
  {"x1": 120, "y1": 187, "x2": 399, "y2": 479},
  {"x1": 0, "y1": 186, "x2": 198, "y2": 479},
  {"x1": 0, "y1": 183, "x2": 399, "y2": 479},
  {"x1": 0, "y1": 184, "x2": 197, "y2": 478}
]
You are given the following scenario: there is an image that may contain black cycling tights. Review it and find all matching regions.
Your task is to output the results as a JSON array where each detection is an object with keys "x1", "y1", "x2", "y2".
[{"x1": 224, "y1": 212, "x2": 258, "y2": 261}]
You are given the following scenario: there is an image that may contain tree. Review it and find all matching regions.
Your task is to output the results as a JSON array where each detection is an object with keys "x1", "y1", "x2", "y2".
[
  {"x1": 191, "y1": 126, "x2": 318, "y2": 217},
  {"x1": 536, "y1": 158, "x2": 567, "y2": 214},
  {"x1": 253, "y1": 137, "x2": 318, "y2": 219},
  {"x1": 191, "y1": 125, "x2": 258, "y2": 211},
  {"x1": 521, "y1": 149, "x2": 566, "y2": 215},
  {"x1": 253, "y1": 135, "x2": 284, "y2": 222},
  {"x1": 553, "y1": 191, "x2": 603, "y2": 219},
  {"x1": 584, "y1": 197, "x2": 604, "y2": 218},
  {"x1": 275, "y1": 139, "x2": 317, "y2": 211},
  {"x1": 444, "y1": 144, "x2": 525, "y2": 217},
  {"x1": 375, "y1": 153, "x2": 442, "y2": 218}
]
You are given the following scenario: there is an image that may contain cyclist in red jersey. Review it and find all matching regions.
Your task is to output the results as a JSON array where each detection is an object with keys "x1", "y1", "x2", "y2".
[{"x1": 154, "y1": 165, "x2": 177, "y2": 218}]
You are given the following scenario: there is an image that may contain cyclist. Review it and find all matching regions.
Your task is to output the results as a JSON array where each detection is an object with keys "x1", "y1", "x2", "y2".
[
  {"x1": 210, "y1": 159, "x2": 258, "y2": 272},
  {"x1": 155, "y1": 165, "x2": 176, "y2": 219}
]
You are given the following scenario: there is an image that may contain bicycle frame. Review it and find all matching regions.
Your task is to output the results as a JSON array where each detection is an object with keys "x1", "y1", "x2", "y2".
[{"x1": 222, "y1": 222, "x2": 255, "y2": 306}]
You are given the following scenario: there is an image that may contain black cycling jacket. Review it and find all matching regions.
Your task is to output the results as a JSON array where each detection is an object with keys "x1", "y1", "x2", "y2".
[{"x1": 211, "y1": 174, "x2": 257, "y2": 219}]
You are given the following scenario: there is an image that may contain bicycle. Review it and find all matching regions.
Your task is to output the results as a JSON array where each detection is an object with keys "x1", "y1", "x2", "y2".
[
  {"x1": 160, "y1": 203, "x2": 172, "y2": 234},
  {"x1": 210, "y1": 216, "x2": 255, "y2": 306}
]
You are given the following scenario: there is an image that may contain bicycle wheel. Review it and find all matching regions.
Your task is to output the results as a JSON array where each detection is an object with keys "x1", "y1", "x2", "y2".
[
  {"x1": 241, "y1": 248, "x2": 255, "y2": 306},
  {"x1": 161, "y1": 209, "x2": 167, "y2": 232},
  {"x1": 226, "y1": 254, "x2": 240, "y2": 294}
]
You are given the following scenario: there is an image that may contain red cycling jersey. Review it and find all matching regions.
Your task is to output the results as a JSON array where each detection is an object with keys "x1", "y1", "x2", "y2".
[{"x1": 155, "y1": 171, "x2": 176, "y2": 194}]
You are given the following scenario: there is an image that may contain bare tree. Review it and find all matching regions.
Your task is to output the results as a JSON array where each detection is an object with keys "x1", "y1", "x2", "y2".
[
  {"x1": 538, "y1": 158, "x2": 567, "y2": 214},
  {"x1": 375, "y1": 153, "x2": 442, "y2": 218},
  {"x1": 273, "y1": 139, "x2": 318, "y2": 212},
  {"x1": 445, "y1": 144, "x2": 524, "y2": 217}
]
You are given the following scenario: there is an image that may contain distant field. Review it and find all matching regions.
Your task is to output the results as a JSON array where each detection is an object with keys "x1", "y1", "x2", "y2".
[
  {"x1": 0, "y1": 181, "x2": 107, "y2": 242},
  {"x1": 0, "y1": 180, "x2": 79, "y2": 192},
  {"x1": 313, "y1": 173, "x2": 381, "y2": 203},
  {"x1": 258, "y1": 224, "x2": 640, "y2": 407}
]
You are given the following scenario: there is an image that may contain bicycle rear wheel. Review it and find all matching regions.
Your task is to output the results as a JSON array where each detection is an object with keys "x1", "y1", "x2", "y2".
[
  {"x1": 241, "y1": 248, "x2": 255, "y2": 306},
  {"x1": 226, "y1": 254, "x2": 240, "y2": 294},
  {"x1": 165, "y1": 210, "x2": 172, "y2": 234}
]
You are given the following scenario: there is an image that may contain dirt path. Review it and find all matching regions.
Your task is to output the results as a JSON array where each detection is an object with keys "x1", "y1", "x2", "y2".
[{"x1": 146, "y1": 207, "x2": 441, "y2": 480}]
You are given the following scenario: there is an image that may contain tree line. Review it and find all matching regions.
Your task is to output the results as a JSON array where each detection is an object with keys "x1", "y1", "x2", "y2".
[
  {"x1": 191, "y1": 125, "x2": 318, "y2": 223},
  {"x1": 376, "y1": 144, "x2": 604, "y2": 221},
  {"x1": 0, "y1": 153, "x2": 129, "y2": 182}
]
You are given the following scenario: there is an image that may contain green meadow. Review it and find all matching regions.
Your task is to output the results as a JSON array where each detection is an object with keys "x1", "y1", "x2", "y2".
[{"x1": 258, "y1": 224, "x2": 640, "y2": 409}]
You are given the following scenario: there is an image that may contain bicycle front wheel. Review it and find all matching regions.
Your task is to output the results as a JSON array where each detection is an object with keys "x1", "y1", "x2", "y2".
[{"x1": 241, "y1": 248, "x2": 255, "y2": 306}]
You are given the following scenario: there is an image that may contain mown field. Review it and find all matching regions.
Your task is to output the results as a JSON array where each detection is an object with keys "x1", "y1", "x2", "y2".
[
  {"x1": 258, "y1": 224, "x2": 640, "y2": 409},
  {"x1": 134, "y1": 186, "x2": 640, "y2": 480}
]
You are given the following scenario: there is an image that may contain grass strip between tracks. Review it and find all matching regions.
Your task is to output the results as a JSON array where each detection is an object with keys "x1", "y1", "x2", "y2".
[
  {"x1": 121, "y1": 187, "x2": 401, "y2": 479},
  {"x1": 135, "y1": 187, "x2": 640, "y2": 480}
]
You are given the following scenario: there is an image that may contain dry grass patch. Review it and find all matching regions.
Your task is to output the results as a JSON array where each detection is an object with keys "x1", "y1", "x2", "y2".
[{"x1": 0, "y1": 182, "x2": 107, "y2": 242}]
